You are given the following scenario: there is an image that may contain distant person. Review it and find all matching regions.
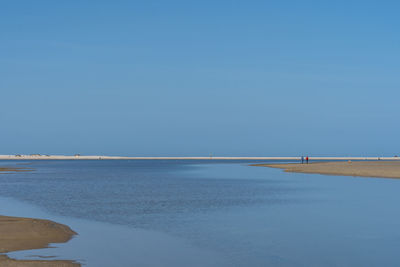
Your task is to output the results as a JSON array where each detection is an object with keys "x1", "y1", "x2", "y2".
[
  {"x1": 301, "y1": 156, "x2": 304, "y2": 164},
  {"x1": 306, "y1": 156, "x2": 309, "y2": 164}
]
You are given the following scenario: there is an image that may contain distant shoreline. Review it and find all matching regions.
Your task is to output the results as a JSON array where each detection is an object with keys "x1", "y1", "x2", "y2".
[
  {"x1": 1, "y1": 155, "x2": 400, "y2": 161},
  {"x1": 255, "y1": 161, "x2": 400, "y2": 179}
]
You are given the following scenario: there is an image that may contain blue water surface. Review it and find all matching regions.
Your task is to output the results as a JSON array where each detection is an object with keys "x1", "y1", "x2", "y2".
[{"x1": 1, "y1": 160, "x2": 400, "y2": 267}]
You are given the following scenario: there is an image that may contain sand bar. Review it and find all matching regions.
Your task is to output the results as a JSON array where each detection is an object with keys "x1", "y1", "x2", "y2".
[
  {"x1": 255, "y1": 161, "x2": 400, "y2": 179},
  {"x1": 0, "y1": 167, "x2": 33, "y2": 172},
  {"x1": 0, "y1": 216, "x2": 79, "y2": 266}
]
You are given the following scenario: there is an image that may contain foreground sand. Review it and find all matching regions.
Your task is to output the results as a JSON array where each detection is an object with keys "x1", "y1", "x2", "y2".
[
  {"x1": 0, "y1": 255, "x2": 79, "y2": 267},
  {"x1": 255, "y1": 161, "x2": 400, "y2": 179},
  {"x1": 0, "y1": 216, "x2": 80, "y2": 267}
]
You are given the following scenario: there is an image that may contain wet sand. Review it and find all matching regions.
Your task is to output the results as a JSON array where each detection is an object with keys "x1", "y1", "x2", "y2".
[
  {"x1": 0, "y1": 216, "x2": 79, "y2": 267},
  {"x1": 255, "y1": 161, "x2": 400, "y2": 179},
  {"x1": 0, "y1": 255, "x2": 79, "y2": 267},
  {"x1": 0, "y1": 167, "x2": 33, "y2": 172}
]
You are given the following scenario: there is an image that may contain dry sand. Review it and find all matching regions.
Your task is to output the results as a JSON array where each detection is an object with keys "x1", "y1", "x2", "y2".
[
  {"x1": 255, "y1": 161, "x2": 400, "y2": 179},
  {"x1": 0, "y1": 216, "x2": 79, "y2": 267}
]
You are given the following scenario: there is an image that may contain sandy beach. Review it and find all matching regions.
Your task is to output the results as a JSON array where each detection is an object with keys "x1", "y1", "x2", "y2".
[
  {"x1": 0, "y1": 216, "x2": 79, "y2": 266},
  {"x1": 256, "y1": 161, "x2": 400, "y2": 179}
]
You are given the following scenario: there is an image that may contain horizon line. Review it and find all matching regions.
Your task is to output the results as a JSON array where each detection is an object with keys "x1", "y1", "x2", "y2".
[{"x1": 0, "y1": 155, "x2": 399, "y2": 161}]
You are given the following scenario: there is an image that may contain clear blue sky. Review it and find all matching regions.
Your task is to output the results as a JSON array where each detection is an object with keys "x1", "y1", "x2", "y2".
[{"x1": 1, "y1": 1, "x2": 399, "y2": 156}]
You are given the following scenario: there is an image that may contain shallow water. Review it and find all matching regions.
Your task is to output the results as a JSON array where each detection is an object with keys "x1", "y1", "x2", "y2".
[{"x1": 1, "y1": 160, "x2": 400, "y2": 266}]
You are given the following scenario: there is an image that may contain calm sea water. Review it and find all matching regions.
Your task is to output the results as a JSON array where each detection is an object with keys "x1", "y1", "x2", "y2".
[{"x1": 1, "y1": 160, "x2": 400, "y2": 266}]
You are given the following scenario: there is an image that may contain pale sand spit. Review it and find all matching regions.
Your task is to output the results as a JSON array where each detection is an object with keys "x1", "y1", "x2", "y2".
[{"x1": 255, "y1": 161, "x2": 400, "y2": 179}]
